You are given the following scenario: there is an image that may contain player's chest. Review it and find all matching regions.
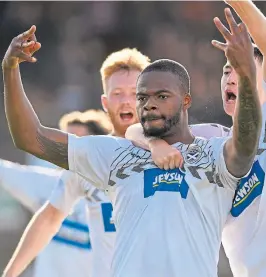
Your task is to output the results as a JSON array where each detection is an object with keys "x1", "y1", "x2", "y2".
[{"x1": 108, "y1": 145, "x2": 218, "y2": 201}]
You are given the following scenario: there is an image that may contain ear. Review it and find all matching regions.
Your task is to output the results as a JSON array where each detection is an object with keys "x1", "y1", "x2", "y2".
[
  {"x1": 101, "y1": 94, "x2": 108, "y2": 113},
  {"x1": 183, "y1": 94, "x2": 192, "y2": 110}
]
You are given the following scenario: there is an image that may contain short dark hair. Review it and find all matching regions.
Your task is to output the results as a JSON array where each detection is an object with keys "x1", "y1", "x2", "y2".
[
  {"x1": 59, "y1": 110, "x2": 112, "y2": 135},
  {"x1": 139, "y1": 59, "x2": 191, "y2": 94},
  {"x1": 253, "y1": 45, "x2": 263, "y2": 64},
  {"x1": 68, "y1": 120, "x2": 109, "y2": 135}
]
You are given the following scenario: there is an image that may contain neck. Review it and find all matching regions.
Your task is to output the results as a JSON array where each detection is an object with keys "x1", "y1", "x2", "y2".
[
  {"x1": 162, "y1": 127, "x2": 194, "y2": 145},
  {"x1": 111, "y1": 129, "x2": 125, "y2": 138}
]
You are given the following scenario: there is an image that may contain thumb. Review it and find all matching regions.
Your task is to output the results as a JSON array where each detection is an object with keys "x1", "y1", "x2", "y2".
[{"x1": 211, "y1": 40, "x2": 226, "y2": 51}]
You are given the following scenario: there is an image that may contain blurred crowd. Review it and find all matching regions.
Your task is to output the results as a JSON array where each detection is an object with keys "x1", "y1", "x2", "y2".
[{"x1": 1, "y1": 2, "x2": 266, "y2": 276}]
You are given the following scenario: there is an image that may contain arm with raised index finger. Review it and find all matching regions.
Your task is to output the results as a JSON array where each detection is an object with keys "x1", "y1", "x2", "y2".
[
  {"x1": 2, "y1": 26, "x2": 69, "y2": 169},
  {"x1": 213, "y1": 9, "x2": 262, "y2": 178}
]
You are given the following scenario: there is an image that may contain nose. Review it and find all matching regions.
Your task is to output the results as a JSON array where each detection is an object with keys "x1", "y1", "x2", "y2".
[
  {"x1": 227, "y1": 72, "x2": 237, "y2": 85},
  {"x1": 120, "y1": 93, "x2": 136, "y2": 105},
  {"x1": 120, "y1": 95, "x2": 130, "y2": 104},
  {"x1": 143, "y1": 97, "x2": 157, "y2": 111}
]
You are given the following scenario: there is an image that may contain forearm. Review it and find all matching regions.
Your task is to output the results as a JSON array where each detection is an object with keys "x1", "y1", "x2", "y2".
[
  {"x1": 3, "y1": 204, "x2": 63, "y2": 277},
  {"x1": 3, "y1": 66, "x2": 42, "y2": 151},
  {"x1": 2, "y1": 66, "x2": 69, "y2": 169},
  {"x1": 227, "y1": 1, "x2": 266, "y2": 54},
  {"x1": 125, "y1": 123, "x2": 151, "y2": 150},
  {"x1": 233, "y1": 73, "x2": 262, "y2": 157}
]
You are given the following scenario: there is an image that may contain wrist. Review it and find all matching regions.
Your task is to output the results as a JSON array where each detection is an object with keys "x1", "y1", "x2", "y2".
[
  {"x1": 236, "y1": 64, "x2": 256, "y2": 80},
  {"x1": 148, "y1": 138, "x2": 166, "y2": 150},
  {"x1": 2, "y1": 58, "x2": 19, "y2": 70}
]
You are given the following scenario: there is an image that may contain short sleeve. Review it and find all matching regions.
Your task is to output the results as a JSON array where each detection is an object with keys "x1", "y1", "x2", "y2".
[
  {"x1": 68, "y1": 135, "x2": 122, "y2": 190},
  {"x1": 49, "y1": 170, "x2": 85, "y2": 215},
  {"x1": 190, "y1": 123, "x2": 230, "y2": 139},
  {"x1": 0, "y1": 160, "x2": 62, "y2": 212},
  {"x1": 263, "y1": 79, "x2": 266, "y2": 92},
  {"x1": 211, "y1": 137, "x2": 249, "y2": 191}
]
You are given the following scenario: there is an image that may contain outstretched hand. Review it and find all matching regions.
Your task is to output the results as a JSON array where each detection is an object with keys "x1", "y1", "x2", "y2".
[
  {"x1": 2, "y1": 25, "x2": 41, "y2": 69},
  {"x1": 212, "y1": 8, "x2": 255, "y2": 77}
]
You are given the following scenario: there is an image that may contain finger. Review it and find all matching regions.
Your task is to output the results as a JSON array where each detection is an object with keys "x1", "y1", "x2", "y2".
[
  {"x1": 162, "y1": 158, "x2": 170, "y2": 171},
  {"x1": 154, "y1": 160, "x2": 164, "y2": 169},
  {"x1": 21, "y1": 41, "x2": 35, "y2": 48},
  {"x1": 17, "y1": 51, "x2": 37, "y2": 63},
  {"x1": 30, "y1": 42, "x2": 41, "y2": 55},
  {"x1": 213, "y1": 17, "x2": 231, "y2": 41},
  {"x1": 238, "y1": 22, "x2": 251, "y2": 40},
  {"x1": 29, "y1": 33, "x2": 37, "y2": 42},
  {"x1": 179, "y1": 158, "x2": 184, "y2": 169},
  {"x1": 175, "y1": 155, "x2": 183, "y2": 168},
  {"x1": 17, "y1": 25, "x2": 36, "y2": 41},
  {"x1": 169, "y1": 157, "x2": 176, "y2": 170},
  {"x1": 225, "y1": 8, "x2": 238, "y2": 34},
  {"x1": 211, "y1": 40, "x2": 227, "y2": 51},
  {"x1": 175, "y1": 157, "x2": 180, "y2": 168}
]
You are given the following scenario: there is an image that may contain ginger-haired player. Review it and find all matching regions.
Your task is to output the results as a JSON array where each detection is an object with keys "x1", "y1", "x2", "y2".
[{"x1": 100, "y1": 48, "x2": 150, "y2": 137}]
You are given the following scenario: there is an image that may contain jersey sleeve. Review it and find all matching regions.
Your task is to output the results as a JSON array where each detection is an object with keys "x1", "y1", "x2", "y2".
[
  {"x1": 263, "y1": 79, "x2": 266, "y2": 95},
  {"x1": 68, "y1": 135, "x2": 121, "y2": 190},
  {"x1": 49, "y1": 170, "x2": 87, "y2": 215},
  {"x1": 0, "y1": 159, "x2": 62, "y2": 212},
  {"x1": 211, "y1": 137, "x2": 248, "y2": 191},
  {"x1": 190, "y1": 123, "x2": 230, "y2": 139}
]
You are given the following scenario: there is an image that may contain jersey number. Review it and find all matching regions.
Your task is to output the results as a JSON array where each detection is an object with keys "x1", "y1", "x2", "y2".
[{"x1": 101, "y1": 203, "x2": 116, "y2": 232}]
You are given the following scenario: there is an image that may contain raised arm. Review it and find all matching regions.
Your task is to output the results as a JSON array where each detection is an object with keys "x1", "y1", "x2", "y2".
[
  {"x1": 212, "y1": 8, "x2": 262, "y2": 177},
  {"x1": 2, "y1": 26, "x2": 69, "y2": 169},
  {"x1": 2, "y1": 203, "x2": 65, "y2": 277}
]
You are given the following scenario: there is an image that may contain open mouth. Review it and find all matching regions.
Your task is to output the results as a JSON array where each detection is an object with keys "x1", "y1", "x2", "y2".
[
  {"x1": 226, "y1": 91, "x2": 237, "y2": 103},
  {"x1": 120, "y1": 112, "x2": 134, "y2": 121}
]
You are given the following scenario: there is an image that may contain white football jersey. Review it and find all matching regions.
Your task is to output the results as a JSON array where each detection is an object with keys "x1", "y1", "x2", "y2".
[
  {"x1": 221, "y1": 102, "x2": 266, "y2": 277},
  {"x1": 50, "y1": 172, "x2": 116, "y2": 277},
  {"x1": 67, "y1": 134, "x2": 243, "y2": 277},
  {"x1": 0, "y1": 161, "x2": 92, "y2": 277},
  {"x1": 189, "y1": 101, "x2": 266, "y2": 277},
  {"x1": 190, "y1": 123, "x2": 230, "y2": 139}
]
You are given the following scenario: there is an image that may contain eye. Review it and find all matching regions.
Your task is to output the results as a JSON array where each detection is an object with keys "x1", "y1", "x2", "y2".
[
  {"x1": 158, "y1": 94, "x2": 168, "y2": 100},
  {"x1": 137, "y1": 96, "x2": 146, "y2": 102},
  {"x1": 223, "y1": 71, "x2": 231, "y2": 76}
]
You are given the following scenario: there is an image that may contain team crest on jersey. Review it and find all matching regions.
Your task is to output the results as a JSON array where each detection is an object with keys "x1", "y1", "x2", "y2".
[
  {"x1": 231, "y1": 160, "x2": 265, "y2": 217},
  {"x1": 184, "y1": 144, "x2": 202, "y2": 164},
  {"x1": 144, "y1": 168, "x2": 189, "y2": 198}
]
